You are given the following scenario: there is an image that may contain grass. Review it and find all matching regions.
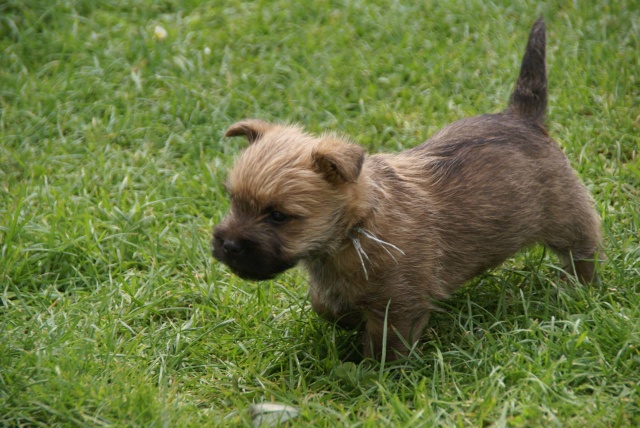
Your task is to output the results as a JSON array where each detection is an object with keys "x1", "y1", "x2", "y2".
[{"x1": 1, "y1": 0, "x2": 638, "y2": 426}]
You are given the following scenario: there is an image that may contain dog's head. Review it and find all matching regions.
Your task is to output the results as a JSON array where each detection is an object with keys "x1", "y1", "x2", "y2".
[{"x1": 213, "y1": 119, "x2": 366, "y2": 280}]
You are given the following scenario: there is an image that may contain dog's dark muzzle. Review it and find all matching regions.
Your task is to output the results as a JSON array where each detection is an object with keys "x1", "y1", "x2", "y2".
[{"x1": 212, "y1": 229, "x2": 296, "y2": 281}]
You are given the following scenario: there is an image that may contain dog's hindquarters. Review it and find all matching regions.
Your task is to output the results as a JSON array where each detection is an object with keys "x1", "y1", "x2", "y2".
[
  {"x1": 506, "y1": 18, "x2": 601, "y2": 281},
  {"x1": 410, "y1": 112, "x2": 602, "y2": 287},
  {"x1": 507, "y1": 18, "x2": 601, "y2": 281}
]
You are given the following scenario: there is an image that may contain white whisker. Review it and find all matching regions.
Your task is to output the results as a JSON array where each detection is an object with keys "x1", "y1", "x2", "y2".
[
  {"x1": 349, "y1": 227, "x2": 405, "y2": 277},
  {"x1": 354, "y1": 227, "x2": 405, "y2": 255},
  {"x1": 349, "y1": 235, "x2": 369, "y2": 280}
]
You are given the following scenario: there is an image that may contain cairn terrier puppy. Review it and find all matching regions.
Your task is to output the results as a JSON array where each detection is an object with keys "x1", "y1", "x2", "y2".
[{"x1": 213, "y1": 18, "x2": 601, "y2": 360}]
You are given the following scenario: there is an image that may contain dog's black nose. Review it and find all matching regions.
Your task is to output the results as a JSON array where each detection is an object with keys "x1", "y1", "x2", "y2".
[{"x1": 222, "y1": 239, "x2": 243, "y2": 256}]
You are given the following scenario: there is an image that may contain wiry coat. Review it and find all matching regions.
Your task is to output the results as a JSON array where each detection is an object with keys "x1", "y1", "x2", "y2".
[{"x1": 213, "y1": 18, "x2": 602, "y2": 360}]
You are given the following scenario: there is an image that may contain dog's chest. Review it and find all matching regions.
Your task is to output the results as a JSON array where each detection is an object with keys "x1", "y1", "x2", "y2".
[{"x1": 303, "y1": 256, "x2": 374, "y2": 309}]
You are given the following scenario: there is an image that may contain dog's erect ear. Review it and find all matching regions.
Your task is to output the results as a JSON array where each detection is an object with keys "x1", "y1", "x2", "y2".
[
  {"x1": 312, "y1": 136, "x2": 365, "y2": 184},
  {"x1": 225, "y1": 119, "x2": 274, "y2": 144}
]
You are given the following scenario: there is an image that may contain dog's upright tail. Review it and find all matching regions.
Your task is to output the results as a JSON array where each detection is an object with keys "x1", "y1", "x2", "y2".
[{"x1": 507, "y1": 17, "x2": 547, "y2": 124}]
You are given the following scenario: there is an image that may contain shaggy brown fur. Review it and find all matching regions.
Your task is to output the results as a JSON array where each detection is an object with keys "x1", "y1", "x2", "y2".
[{"x1": 213, "y1": 18, "x2": 602, "y2": 360}]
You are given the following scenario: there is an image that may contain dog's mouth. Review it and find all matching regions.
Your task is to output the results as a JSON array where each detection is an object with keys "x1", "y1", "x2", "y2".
[
  {"x1": 226, "y1": 262, "x2": 295, "y2": 281},
  {"x1": 212, "y1": 234, "x2": 297, "y2": 281}
]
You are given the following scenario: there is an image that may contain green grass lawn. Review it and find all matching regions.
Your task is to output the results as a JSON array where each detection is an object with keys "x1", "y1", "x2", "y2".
[{"x1": 1, "y1": 0, "x2": 639, "y2": 426}]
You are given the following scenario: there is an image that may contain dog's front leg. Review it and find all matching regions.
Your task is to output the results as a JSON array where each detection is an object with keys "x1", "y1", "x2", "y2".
[
  {"x1": 362, "y1": 310, "x2": 430, "y2": 361},
  {"x1": 309, "y1": 291, "x2": 363, "y2": 330}
]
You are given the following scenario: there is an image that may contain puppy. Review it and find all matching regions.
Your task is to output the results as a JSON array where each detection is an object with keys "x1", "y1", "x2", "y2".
[{"x1": 213, "y1": 18, "x2": 602, "y2": 360}]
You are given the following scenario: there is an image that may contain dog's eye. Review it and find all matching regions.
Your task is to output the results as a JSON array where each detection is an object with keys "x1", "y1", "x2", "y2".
[{"x1": 267, "y1": 210, "x2": 290, "y2": 224}]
